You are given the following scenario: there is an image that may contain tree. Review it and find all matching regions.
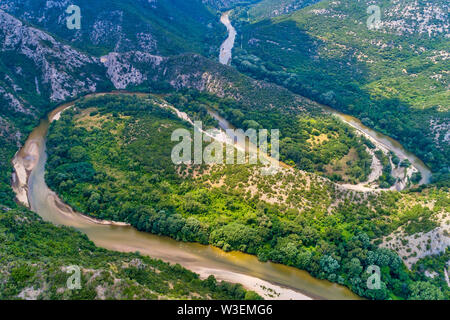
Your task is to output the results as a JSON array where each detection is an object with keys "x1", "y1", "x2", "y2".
[
  {"x1": 344, "y1": 258, "x2": 363, "y2": 277},
  {"x1": 244, "y1": 291, "x2": 263, "y2": 300},
  {"x1": 409, "y1": 281, "x2": 444, "y2": 300},
  {"x1": 320, "y1": 255, "x2": 340, "y2": 274},
  {"x1": 69, "y1": 146, "x2": 87, "y2": 162}
]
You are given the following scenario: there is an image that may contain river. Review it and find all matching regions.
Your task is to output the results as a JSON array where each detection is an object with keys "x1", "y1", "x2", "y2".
[
  {"x1": 219, "y1": 11, "x2": 237, "y2": 65},
  {"x1": 12, "y1": 92, "x2": 361, "y2": 300},
  {"x1": 325, "y1": 107, "x2": 432, "y2": 186},
  {"x1": 8, "y1": 11, "x2": 433, "y2": 301},
  {"x1": 217, "y1": 11, "x2": 432, "y2": 190}
]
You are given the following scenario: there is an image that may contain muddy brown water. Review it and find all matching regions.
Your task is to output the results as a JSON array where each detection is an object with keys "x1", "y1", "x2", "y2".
[
  {"x1": 13, "y1": 92, "x2": 361, "y2": 300},
  {"x1": 218, "y1": 11, "x2": 431, "y2": 187}
]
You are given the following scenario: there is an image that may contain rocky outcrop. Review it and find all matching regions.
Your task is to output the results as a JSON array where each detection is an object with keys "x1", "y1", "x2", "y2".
[
  {"x1": 0, "y1": 7, "x2": 311, "y2": 127},
  {"x1": 99, "y1": 51, "x2": 313, "y2": 112},
  {"x1": 381, "y1": 211, "x2": 450, "y2": 269},
  {"x1": 382, "y1": 0, "x2": 449, "y2": 36},
  {"x1": 0, "y1": 0, "x2": 221, "y2": 56},
  {"x1": 101, "y1": 52, "x2": 164, "y2": 89},
  {"x1": 306, "y1": 0, "x2": 449, "y2": 37},
  {"x1": 0, "y1": 10, "x2": 106, "y2": 104}
]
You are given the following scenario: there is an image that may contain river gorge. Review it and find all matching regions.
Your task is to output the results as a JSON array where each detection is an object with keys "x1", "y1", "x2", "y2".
[
  {"x1": 9, "y1": 12, "x2": 434, "y2": 302},
  {"x1": 12, "y1": 92, "x2": 363, "y2": 300},
  {"x1": 217, "y1": 11, "x2": 432, "y2": 192}
]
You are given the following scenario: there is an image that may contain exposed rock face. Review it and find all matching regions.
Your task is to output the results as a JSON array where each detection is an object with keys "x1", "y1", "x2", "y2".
[
  {"x1": 249, "y1": 0, "x2": 322, "y2": 19},
  {"x1": 0, "y1": 7, "x2": 308, "y2": 126},
  {"x1": 101, "y1": 52, "x2": 164, "y2": 89},
  {"x1": 0, "y1": 0, "x2": 158, "y2": 54},
  {"x1": 381, "y1": 211, "x2": 450, "y2": 269},
  {"x1": 0, "y1": 0, "x2": 221, "y2": 56},
  {"x1": 430, "y1": 118, "x2": 450, "y2": 152},
  {"x1": 382, "y1": 0, "x2": 449, "y2": 36},
  {"x1": 0, "y1": 116, "x2": 21, "y2": 147},
  {"x1": 0, "y1": 85, "x2": 27, "y2": 114},
  {"x1": 98, "y1": 50, "x2": 311, "y2": 112},
  {"x1": 0, "y1": 6, "x2": 314, "y2": 163},
  {"x1": 0, "y1": 9, "x2": 110, "y2": 149},
  {"x1": 0, "y1": 10, "x2": 105, "y2": 104}
]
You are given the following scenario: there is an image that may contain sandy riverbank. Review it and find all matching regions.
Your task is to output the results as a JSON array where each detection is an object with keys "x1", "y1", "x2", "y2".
[
  {"x1": 194, "y1": 267, "x2": 312, "y2": 300},
  {"x1": 15, "y1": 92, "x2": 356, "y2": 300}
]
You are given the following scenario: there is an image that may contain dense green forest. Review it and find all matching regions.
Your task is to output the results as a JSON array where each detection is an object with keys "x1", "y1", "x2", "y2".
[
  {"x1": 0, "y1": 132, "x2": 19, "y2": 209},
  {"x1": 45, "y1": 95, "x2": 449, "y2": 300},
  {"x1": 1, "y1": 0, "x2": 226, "y2": 57},
  {"x1": 0, "y1": 207, "x2": 259, "y2": 300},
  {"x1": 165, "y1": 90, "x2": 372, "y2": 183},
  {"x1": 232, "y1": 0, "x2": 449, "y2": 177},
  {"x1": 0, "y1": 100, "x2": 258, "y2": 301},
  {"x1": 1, "y1": 0, "x2": 448, "y2": 302}
]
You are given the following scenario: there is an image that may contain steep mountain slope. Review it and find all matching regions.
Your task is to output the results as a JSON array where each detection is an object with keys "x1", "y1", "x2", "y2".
[
  {"x1": 1, "y1": 8, "x2": 369, "y2": 184},
  {"x1": 0, "y1": 8, "x2": 304, "y2": 142},
  {"x1": 0, "y1": 0, "x2": 448, "y2": 301},
  {"x1": 0, "y1": 8, "x2": 261, "y2": 300},
  {"x1": 0, "y1": 6, "x2": 319, "y2": 116},
  {"x1": 203, "y1": 0, "x2": 260, "y2": 10},
  {"x1": 247, "y1": 0, "x2": 321, "y2": 20},
  {"x1": 235, "y1": 0, "x2": 449, "y2": 174},
  {"x1": 0, "y1": 0, "x2": 225, "y2": 57},
  {"x1": 0, "y1": 5, "x2": 440, "y2": 195},
  {"x1": 0, "y1": 10, "x2": 109, "y2": 211},
  {"x1": 0, "y1": 10, "x2": 111, "y2": 113}
]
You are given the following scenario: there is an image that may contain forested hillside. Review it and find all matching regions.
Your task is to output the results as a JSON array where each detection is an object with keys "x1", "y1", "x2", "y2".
[
  {"x1": 0, "y1": 0, "x2": 448, "y2": 301},
  {"x1": 0, "y1": 101, "x2": 259, "y2": 300},
  {"x1": 0, "y1": 0, "x2": 267, "y2": 300},
  {"x1": 44, "y1": 95, "x2": 449, "y2": 300},
  {"x1": 0, "y1": 207, "x2": 258, "y2": 300},
  {"x1": 203, "y1": 0, "x2": 260, "y2": 10},
  {"x1": 0, "y1": 0, "x2": 225, "y2": 57},
  {"x1": 248, "y1": 0, "x2": 321, "y2": 20},
  {"x1": 166, "y1": 91, "x2": 372, "y2": 183},
  {"x1": 234, "y1": 0, "x2": 449, "y2": 175},
  {"x1": 0, "y1": 113, "x2": 261, "y2": 300}
]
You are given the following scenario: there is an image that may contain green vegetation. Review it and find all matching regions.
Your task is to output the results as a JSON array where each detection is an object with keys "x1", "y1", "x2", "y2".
[
  {"x1": 0, "y1": 118, "x2": 259, "y2": 300},
  {"x1": 0, "y1": 135, "x2": 16, "y2": 208},
  {"x1": 45, "y1": 95, "x2": 449, "y2": 300},
  {"x1": 1, "y1": 0, "x2": 448, "y2": 302},
  {"x1": 2, "y1": 0, "x2": 226, "y2": 57},
  {"x1": 166, "y1": 91, "x2": 372, "y2": 183},
  {"x1": 233, "y1": 0, "x2": 449, "y2": 176},
  {"x1": 0, "y1": 207, "x2": 257, "y2": 300},
  {"x1": 412, "y1": 248, "x2": 449, "y2": 299},
  {"x1": 374, "y1": 150, "x2": 395, "y2": 189},
  {"x1": 0, "y1": 96, "x2": 258, "y2": 300},
  {"x1": 247, "y1": 0, "x2": 320, "y2": 21}
]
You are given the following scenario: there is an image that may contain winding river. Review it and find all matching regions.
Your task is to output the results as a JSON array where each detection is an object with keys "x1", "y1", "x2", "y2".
[
  {"x1": 9, "y1": 12, "x2": 433, "y2": 302},
  {"x1": 12, "y1": 93, "x2": 361, "y2": 300},
  {"x1": 219, "y1": 11, "x2": 237, "y2": 65},
  {"x1": 218, "y1": 12, "x2": 432, "y2": 190}
]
